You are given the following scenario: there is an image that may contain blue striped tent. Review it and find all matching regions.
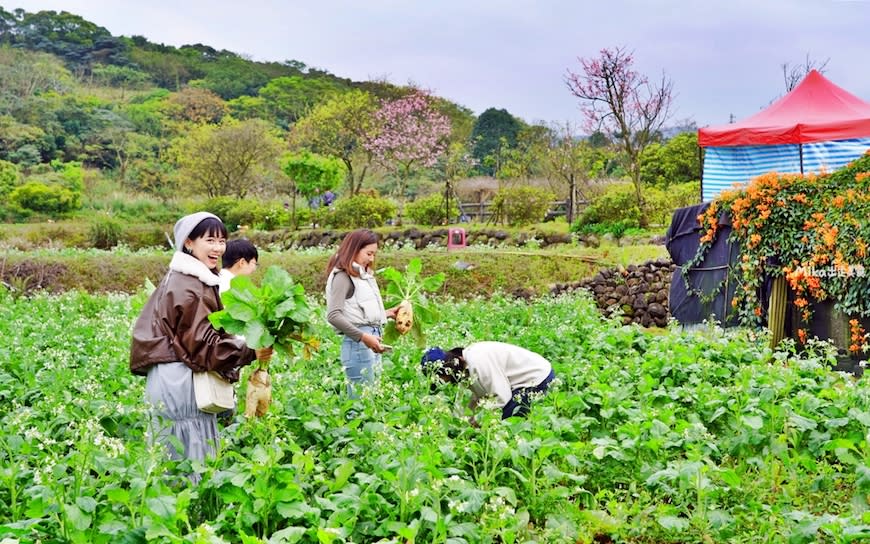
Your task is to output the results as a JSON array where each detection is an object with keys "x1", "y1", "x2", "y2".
[
  {"x1": 699, "y1": 70, "x2": 870, "y2": 201},
  {"x1": 701, "y1": 138, "x2": 870, "y2": 201}
]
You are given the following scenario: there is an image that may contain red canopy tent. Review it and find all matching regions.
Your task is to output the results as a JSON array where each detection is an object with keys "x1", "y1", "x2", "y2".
[{"x1": 699, "y1": 70, "x2": 870, "y2": 147}]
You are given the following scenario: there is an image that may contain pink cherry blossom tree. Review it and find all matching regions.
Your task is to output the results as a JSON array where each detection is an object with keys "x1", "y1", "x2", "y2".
[
  {"x1": 566, "y1": 46, "x2": 673, "y2": 226},
  {"x1": 365, "y1": 91, "x2": 451, "y2": 225}
]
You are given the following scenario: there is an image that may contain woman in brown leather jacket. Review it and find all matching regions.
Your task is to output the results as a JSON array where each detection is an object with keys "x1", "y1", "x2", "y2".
[{"x1": 130, "y1": 212, "x2": 255, "y2": 466}]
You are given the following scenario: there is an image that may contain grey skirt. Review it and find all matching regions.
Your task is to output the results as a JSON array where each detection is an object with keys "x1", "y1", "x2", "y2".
[{"x1": 145, "y1": 362, "x2": 218, "y2": 463}]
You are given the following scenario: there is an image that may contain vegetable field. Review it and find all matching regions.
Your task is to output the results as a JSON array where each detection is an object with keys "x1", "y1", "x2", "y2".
[{"x1": 1, "y1": 288, "x2": 869, "y2": 543}]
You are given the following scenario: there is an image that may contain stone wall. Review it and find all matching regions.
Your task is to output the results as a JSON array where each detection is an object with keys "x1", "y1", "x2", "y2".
[{"x1": 551, "y1": 258, "x2": 675, "y2": 327}]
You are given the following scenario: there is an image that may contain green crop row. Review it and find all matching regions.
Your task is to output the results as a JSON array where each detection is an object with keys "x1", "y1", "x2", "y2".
[{"x1": 0, "y1": 288, "x2": 868, "y2": 543}]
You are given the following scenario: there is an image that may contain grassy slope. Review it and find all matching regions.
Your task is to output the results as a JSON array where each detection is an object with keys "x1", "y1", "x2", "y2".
[{"x1": 0, "y1": 243, "x2": 668, "y2": 298}]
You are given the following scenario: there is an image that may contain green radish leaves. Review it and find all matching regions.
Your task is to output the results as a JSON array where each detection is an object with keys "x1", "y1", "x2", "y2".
[
  {"x1": 381, "y1": 257, "x2": 444, "y2": 346},
  {"x1": 209, "y1": 266, "x2": 320, "y2": 360}
]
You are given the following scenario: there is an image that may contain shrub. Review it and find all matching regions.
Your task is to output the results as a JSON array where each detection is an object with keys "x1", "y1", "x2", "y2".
[
  {"x1": 572, "y1": 219, "x2": 643, "y2": 239},
  {"x1": 0, "y1": 201, "x2": 29, "y2": 222},
  {"x1": 695, "y1": 159, "x2": 870, "y2": 332},
  {"x1": 8, "y1": 144, "x2": 41, "y2": 167},
  {"x1": 10, "y1": 181, "x2": 82, "y2": 215},
  {"x1": 101, "y1": 197, "x2": 180, "y2": 224},
  {"x1": 125, "y1": 159, "x2": 179, "y2": 201},
  {"x1": 644, "y1": 181, "x2": 700, "y2": 226},
  {"x1": 639, "y1": 132, "x2": 701, "y2": 188},
  {"x1": 405, "y1": 193, "x2": 460, "y2": 226},
  {"x1": 199, "y1": 198, "x2": 289, "y2": 231},
  {"x1": 88, "y1": 215, "x2": 125, "y2": 249},
  {"x1": 573, "y1": 182, "x2": 640, "y2": 229},
  {"x1": 52, "y1": 160, "x2": 84, "y2": 193},
  {"x1": 253, "y1": 203, "x2": 290, "y2": 231},
  {"x1": 325, "y1": 194, "x2": 397, "y2": 229},
  {"x1": 294, "y1": 206, "x2": 313, "y2": 228},
  {"x1": 224, "y1": 200, "x2": 265, "y2": 231},
  {"x1": 125, "y1": 225, "x2": 170, "y2": 249},
  {"x1": 0, "y1": 159, "x2": 20, "y2": 198},
  {"x1": 490, "y1": 185, "x2": 555, "y2": 226},
  {"x1": 200, "y1": 196, "x2": 238, "y2": 225}
]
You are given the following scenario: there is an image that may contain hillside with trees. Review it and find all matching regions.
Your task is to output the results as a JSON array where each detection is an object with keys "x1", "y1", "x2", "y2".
[{"x1": 0, "y1": 7, "x2": 699, "y2": 237}]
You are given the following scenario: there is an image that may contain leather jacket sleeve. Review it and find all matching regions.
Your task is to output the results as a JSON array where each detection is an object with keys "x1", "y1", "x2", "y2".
[{"x1": 131, "y1": 271, "x2": 255, "y2": 379}]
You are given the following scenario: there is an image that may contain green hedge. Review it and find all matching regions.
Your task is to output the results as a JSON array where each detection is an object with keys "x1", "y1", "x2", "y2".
[
  {"x1": 574, "y1": 182, "x2": 641, "y2": 228},
  {"x1": 405, "y1": 193, "x2": 460, "y2": 226},
  {"x1": 491, "y1": 185, "x2": 555, "y2": 226},
  {"x1": 574, "y1": 181, "x2": 700, "y2": 229},
  {"x1": 325, "y1": 193, "x2": 397, "y2": 229}
]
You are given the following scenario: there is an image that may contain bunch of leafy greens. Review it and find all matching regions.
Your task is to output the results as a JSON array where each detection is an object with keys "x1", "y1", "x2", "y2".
[
  {"x1": 209, "y1": 266, "x2": 319, "y2": 361},
  {"x1": 381, "y1": 257, "x2": 444, "y2": 346}
]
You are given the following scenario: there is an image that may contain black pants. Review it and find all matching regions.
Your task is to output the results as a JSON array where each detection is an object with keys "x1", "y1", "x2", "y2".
[{"x1": 502, "y1": 369, "x2": 555, "y2": 419}]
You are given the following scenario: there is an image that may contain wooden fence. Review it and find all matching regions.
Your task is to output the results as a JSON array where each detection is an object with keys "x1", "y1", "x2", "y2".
[{"x1": 455, "y1": 199, "x2": 586, "y2": 223}]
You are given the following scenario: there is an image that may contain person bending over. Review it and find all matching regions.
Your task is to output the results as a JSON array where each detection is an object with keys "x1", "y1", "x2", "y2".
[{"x1": 421, "y1": 341, "x2": 555, "y2": 424}]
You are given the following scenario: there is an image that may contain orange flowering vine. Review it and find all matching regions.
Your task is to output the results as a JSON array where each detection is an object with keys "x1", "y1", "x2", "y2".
[
  {"x1": 683, "y1": 153, "x2": 870, "y2": 350},
  {"x1": 850, "y1": 319, "x2": 866, "y2": 354}
]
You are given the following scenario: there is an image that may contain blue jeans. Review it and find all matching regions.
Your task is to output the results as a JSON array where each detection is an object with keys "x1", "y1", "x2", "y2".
[
  {"x1": 502, "y1": 369, "x2": 556, "y2": 419},
  {"x1": 340, "y1": 325, "x2": 382, "y2": 398}
]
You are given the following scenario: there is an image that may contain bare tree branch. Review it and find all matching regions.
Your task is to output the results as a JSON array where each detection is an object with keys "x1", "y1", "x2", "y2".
[{"x1": 782, "y1": 53, "x2": 830, "y2": 92}]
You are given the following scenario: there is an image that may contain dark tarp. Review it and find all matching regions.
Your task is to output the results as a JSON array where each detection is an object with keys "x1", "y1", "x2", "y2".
[
  {"x1": 667, "y1": 205, "x2": 866, "y2": 369},
  {"x1": 666, "y1": 203, "x2": 741, "y2": 326}
]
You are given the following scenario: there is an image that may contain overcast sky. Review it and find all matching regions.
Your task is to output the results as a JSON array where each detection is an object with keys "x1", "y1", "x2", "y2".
[{"x1": 11, "y1": 0, "x2": 870, "y2": 129}]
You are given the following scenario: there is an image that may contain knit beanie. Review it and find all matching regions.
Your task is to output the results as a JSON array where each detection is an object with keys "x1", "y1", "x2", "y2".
[
  {"x1": 173, "y1": 211, "x2": 220, "y2": 250},
  {"x1": 420, "y1": 347, "x2": 448, "y2": 371}
]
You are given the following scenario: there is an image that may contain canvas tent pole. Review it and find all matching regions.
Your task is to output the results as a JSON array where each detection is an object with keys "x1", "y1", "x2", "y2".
[
  {"x1": 799, "y1": 143, "x2": 804, "y2": 174},
  {"x1": 698, "y1": 146, "x2": 704, "y2": 202}
]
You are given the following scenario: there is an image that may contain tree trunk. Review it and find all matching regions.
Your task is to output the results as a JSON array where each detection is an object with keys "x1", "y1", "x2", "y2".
[
  {"x1": 395, "y1": 174, "x2": 407, "y2": 227},
  {"x1": 396, "y1": 194, "x2": 405, "y2": 226},
  {"x1": 289, "y1": 181, "x2": 298, "y2": 230},
  {"x1": 351, "y1": 164, "x2": 369, "y2": 195},
  {"x1": 344, "y1": 160, "x2": 355, "y2": 195},
  {"x1": 444, "y1": 181, "x2": 451, "y2": 226},
  {"x1": 567, "y1": 176, "x2": 576, "y2": 224},
  {"x1": 630, "y1": 163, "x2": 648, "y2": 228}
]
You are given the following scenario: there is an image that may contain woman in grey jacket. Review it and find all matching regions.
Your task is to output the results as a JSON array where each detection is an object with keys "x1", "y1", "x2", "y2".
[{"x1": 325, "y1": 229, "x2": 398, "y2": 397}]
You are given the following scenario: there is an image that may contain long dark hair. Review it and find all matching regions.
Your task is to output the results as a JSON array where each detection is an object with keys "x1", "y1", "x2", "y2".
[{"x1": 325, "y1": 229, "x2": 379, "y2": 277}]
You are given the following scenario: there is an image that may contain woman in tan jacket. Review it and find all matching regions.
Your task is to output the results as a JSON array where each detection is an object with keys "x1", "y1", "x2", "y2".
[{"x1": 130, "y1": 212, "x2": 255, "y2": 466}]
